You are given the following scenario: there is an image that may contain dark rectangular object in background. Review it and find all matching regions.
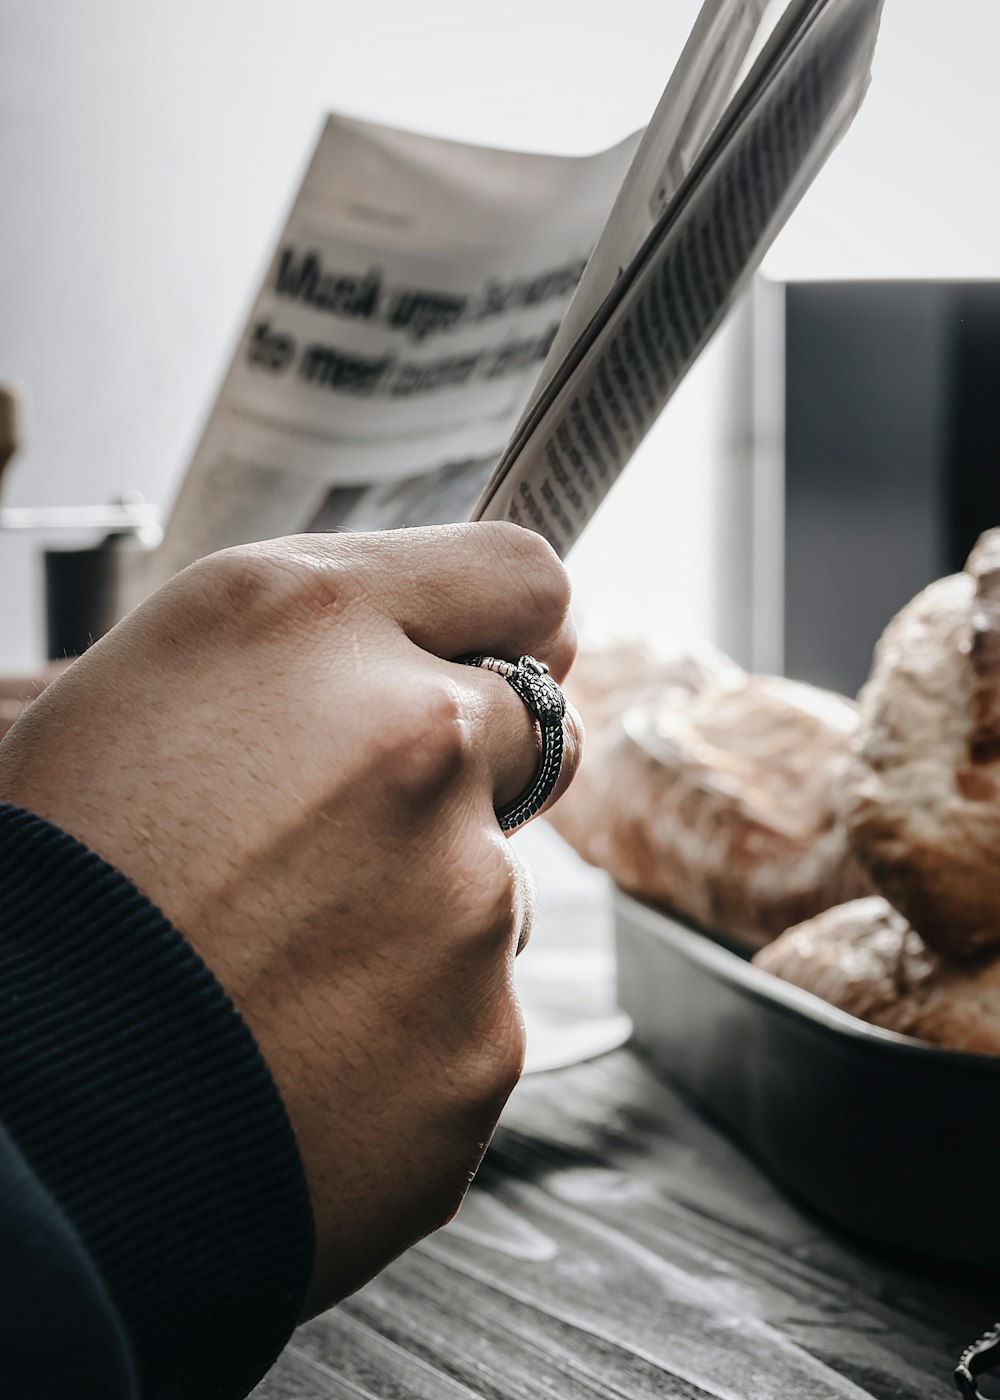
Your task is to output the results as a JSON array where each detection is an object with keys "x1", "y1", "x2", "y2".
[{"x1": 719, "y1": 280, "x2": 1000, "y2": 697}]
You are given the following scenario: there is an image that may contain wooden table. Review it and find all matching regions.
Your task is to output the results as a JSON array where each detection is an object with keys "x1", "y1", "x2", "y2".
[{"x1": 252, "y1": 1045, "x2": 999, "y2": 1399}]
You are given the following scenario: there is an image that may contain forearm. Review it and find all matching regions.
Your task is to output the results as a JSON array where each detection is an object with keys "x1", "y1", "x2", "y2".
[{"x1": 0, "y1": 803, "x2": 315, "y2": 1399}]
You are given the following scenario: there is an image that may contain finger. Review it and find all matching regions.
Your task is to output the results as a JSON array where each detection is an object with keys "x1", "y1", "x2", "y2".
[
  {"x1": 454, "y1": 663, "x2": 584, "y2": 824},
  {"x1": 513, "y1": 855, "x2": 536, "y2": 955},
  {"x1": 287, "y1": 523, "x2": 577, "y2": 681}
]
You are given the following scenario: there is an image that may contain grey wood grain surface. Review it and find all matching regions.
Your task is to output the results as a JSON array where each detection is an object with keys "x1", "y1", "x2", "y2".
[{"x1": 252, "y1": 1048, "x2": 998, "y2": 1400}]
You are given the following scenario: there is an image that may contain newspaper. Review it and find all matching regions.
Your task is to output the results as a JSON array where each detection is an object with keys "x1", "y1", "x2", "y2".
[
  {"x1": 146, "y1": 123, "x2": 640, "y2": 585},
  {"x1": 148, "y1": 0, "x2": 884, "y2": 587},
  {"x1": 519, "y1": 0, "x2": 771, "y2": 422},
  {"x1": 475, "y1": 0, "x2": 885, "y2": 551}
]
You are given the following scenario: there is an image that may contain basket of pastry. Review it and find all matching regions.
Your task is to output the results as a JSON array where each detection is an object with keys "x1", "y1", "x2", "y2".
[{"x1": 555, "y1": 530, "x2": 1000, "y2": 1272}]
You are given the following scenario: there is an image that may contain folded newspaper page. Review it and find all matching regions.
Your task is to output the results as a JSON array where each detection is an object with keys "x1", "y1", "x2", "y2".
[
  {"x1": 475, "y1": 0, "x2": 884, "y2": 553},
  {"x1": 147, "y1": 121, "x2": 639, "y2": 587},
  {"x1": 519, "y1": 0, "x2": 771, "y2": 422},
  {"x1": 149, "y1": 0, "x2": 883, "y2": 586}
]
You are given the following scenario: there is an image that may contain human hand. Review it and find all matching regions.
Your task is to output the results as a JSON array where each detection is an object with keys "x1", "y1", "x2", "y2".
[{"x1": 0, "y1": 523, "x2": 582, "y2": 1313}]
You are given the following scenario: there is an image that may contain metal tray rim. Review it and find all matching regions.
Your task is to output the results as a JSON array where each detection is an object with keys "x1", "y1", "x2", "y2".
[{"x1": 615, "y1": 887, "x2": 1000, "y2": 1072}]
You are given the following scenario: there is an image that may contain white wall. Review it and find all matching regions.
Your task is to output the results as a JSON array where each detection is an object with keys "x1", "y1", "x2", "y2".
[{"x1": 1, "y1": 0, "x2": 998, "y2": 666}]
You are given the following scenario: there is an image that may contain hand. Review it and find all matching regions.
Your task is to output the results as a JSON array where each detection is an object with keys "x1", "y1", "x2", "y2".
[{"x1": 0, "y1": 523, "x2": 582, "y2": 1312}]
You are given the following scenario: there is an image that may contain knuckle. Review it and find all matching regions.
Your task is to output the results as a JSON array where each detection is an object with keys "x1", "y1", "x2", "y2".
[
  {"x1": 435, "y1": 838, "x2": 523, "y2": 957},
  {"x1": 465, "y1": 845, "x2": 521, "y2": 946},
  {"x1": 378, "y1": 681, "x2": 471, "y2": 798},
  {"x1": 265, "y1": 537, "x2": 362, "y2": 621},
  {"x1": 188, "y1": 545, "x2": 267, "y2": 598},
  {"x1": 546, "y1": 605, "x2": 578, "y2": 680},
  {"x1": 498, "y1": 1013, "x2": 527, "y2": 1092},
  {"x1": 478, "y1": 521, "x2": 573, "y2": 629},
  {"x1": 183, "y1": 539, "x2": 363, "y2": 632},
  {"x1": 460, "y1": 1004, "x2": 526, "y2": 1111},
  {"x1": 177, "y1": 547, "x2": 279, "y2": 628},
  {"x1": 505, "y1": 524, "x2": 573, "y2": 621}
]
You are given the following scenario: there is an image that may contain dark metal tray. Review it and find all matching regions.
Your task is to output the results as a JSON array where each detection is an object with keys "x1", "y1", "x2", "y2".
[{"x1": 614, "y1": 888, "x2": 1000, "y2": 1273}]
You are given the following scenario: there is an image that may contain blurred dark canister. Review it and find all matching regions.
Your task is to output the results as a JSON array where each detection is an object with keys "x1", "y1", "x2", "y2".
[
  {"x1": 716, "y1": 278, "x2": 1000, "y2": 697},
  {"x1": 44, "y1": 527, "x2": 152, "y2": 659}
]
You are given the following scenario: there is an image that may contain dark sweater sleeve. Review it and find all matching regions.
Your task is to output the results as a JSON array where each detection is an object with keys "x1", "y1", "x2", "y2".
[{"x1": 0, "y1": 802, "x2": 316, "y2": 1399}]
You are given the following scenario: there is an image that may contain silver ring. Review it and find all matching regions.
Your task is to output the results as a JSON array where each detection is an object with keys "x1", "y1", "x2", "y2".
[{"x1": 460, "y1": 653, "x2": 567, "y2": 833}]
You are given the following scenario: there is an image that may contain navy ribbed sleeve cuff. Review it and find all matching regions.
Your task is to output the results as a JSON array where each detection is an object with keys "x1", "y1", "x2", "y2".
[{"x1": 0, "y1": 803, "x2": 315, "y2": 1399}]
